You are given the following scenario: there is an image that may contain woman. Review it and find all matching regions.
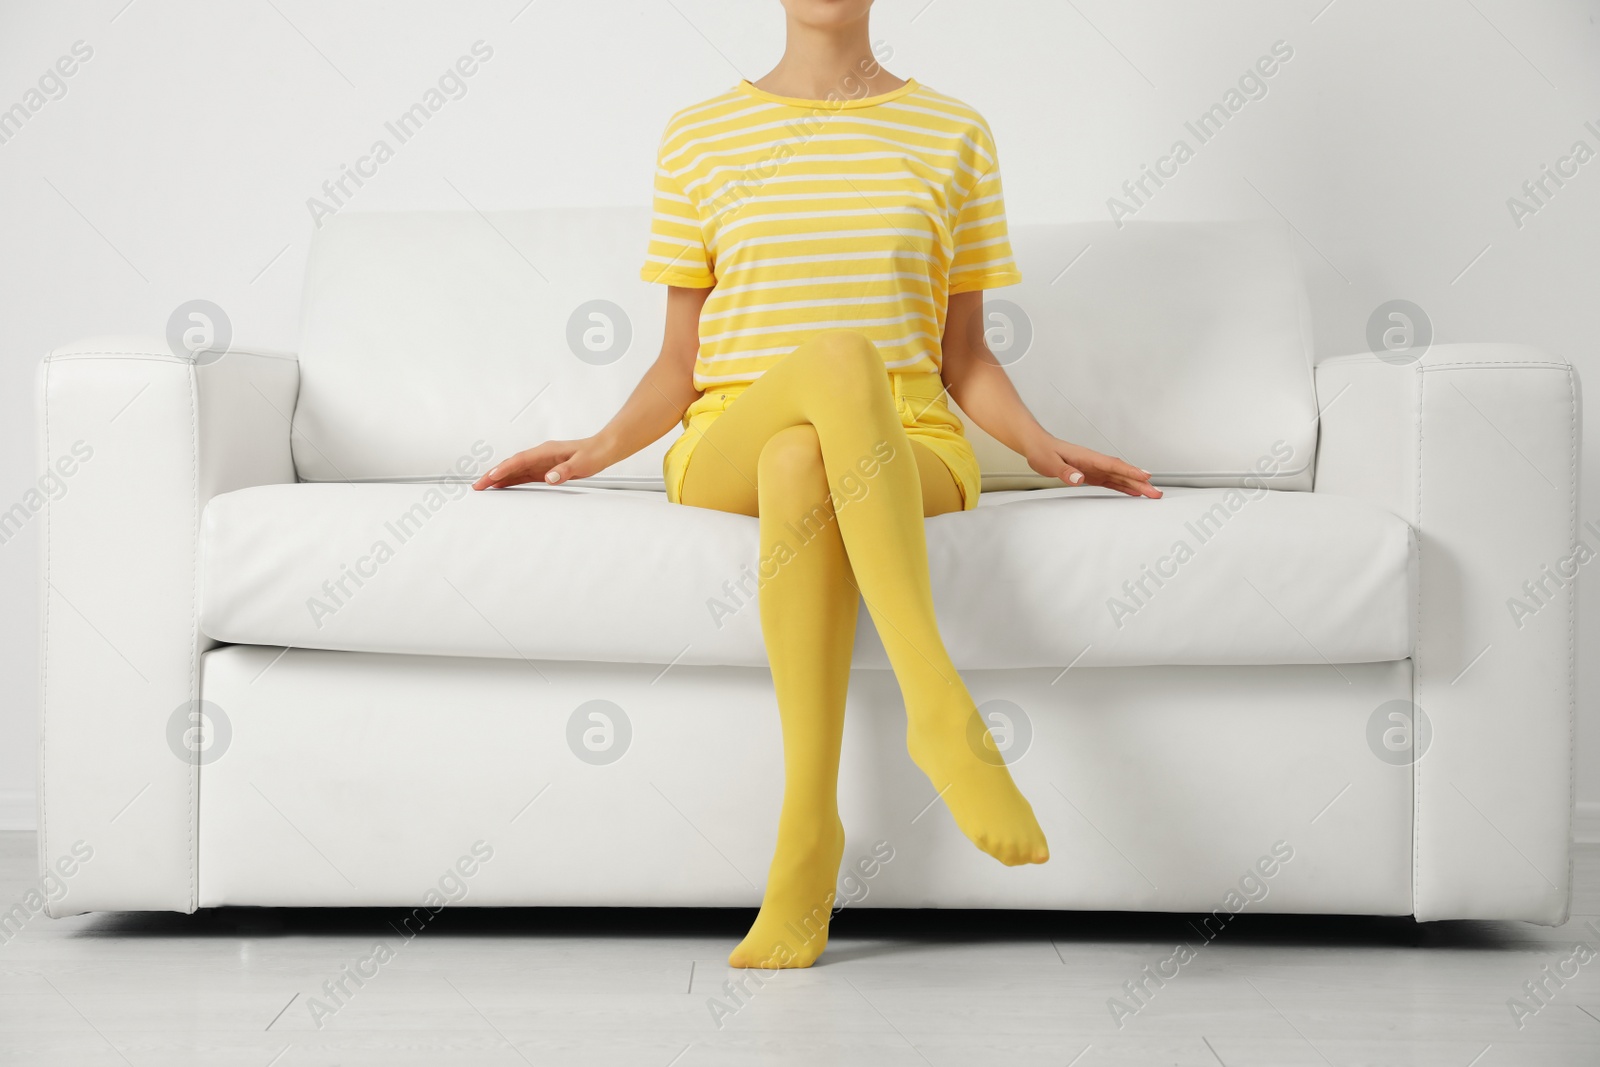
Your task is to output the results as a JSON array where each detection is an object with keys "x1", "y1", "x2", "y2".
[{"x1": 473, "y1": 0, "x2": 1160, "y2": 969}]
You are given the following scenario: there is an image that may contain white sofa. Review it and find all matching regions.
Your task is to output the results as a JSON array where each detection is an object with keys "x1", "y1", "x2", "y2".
[{"x1": 36, "y1": 210, "x2": 1579, "y2": 924}]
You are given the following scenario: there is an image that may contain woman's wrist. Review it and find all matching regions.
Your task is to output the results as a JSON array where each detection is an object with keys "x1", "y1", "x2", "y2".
[
  {"x1": 957, "y1": 378, "x2": 1055, "y2": 458},
  {"x1": 1015, "y1": 423, "x2": 1058, "y2": 460},
  {"x1": 589, "y1": 429, "x2": 623, "y2": 464}
]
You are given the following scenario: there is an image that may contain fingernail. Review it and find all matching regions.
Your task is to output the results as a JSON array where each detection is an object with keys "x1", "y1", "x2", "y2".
[
  {"x1": 1140, "y1": 469, "x2": 1151, "y2": 475},
  {"x1": 546, "y1": 471, "x2": 560, "y2": 483},
  {"x1": 1069, "y1": 472, "x2": 1084, "y2": 484}
]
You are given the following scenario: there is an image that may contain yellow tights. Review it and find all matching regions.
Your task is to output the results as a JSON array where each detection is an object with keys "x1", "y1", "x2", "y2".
[{"x1": 677, "y1": 330, "x2": 1049, "y2": 970}]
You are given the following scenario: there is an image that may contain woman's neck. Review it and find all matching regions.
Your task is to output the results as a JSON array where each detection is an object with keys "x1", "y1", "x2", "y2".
[{"x1": 753, "y1": 13, "x2": 903, "y2": 101}]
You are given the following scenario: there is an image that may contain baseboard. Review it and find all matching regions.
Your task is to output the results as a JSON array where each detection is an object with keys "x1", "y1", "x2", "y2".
[
  {"x1": 0, "y1": 789, "x2": 37, "y2": 832},
  {"x1": 1577, "y1": 802, "x2": 1600, "y2": 845}
]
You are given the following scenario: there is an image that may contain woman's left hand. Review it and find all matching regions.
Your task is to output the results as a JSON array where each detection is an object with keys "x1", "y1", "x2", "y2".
[{"x1": 1026, "y1": 438, "x2": 1162, "y2": 499}]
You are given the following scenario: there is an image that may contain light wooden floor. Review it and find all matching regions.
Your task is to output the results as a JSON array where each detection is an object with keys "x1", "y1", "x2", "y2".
[{"x1": 1, "y1": 832, "x2": 1596, "y2": 1065}]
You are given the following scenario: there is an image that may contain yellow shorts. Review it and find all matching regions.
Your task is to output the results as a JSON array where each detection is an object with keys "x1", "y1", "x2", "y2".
[{"x1": 663, "y1": 370, "x2": 981, "y2": 512}]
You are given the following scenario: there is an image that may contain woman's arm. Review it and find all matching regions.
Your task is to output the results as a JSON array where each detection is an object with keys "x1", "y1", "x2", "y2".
[
  {"x1": 940, "y1": 290, "x2": 1161, "y2": 499},
  {"x1": 473, "y1": 284, "x2": 712, "y2": 489}
]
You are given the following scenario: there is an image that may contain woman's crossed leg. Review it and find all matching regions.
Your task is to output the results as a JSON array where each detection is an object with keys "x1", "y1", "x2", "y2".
[{"x1": 678, "y1": 329, "x2": 1049, "y2": 970}]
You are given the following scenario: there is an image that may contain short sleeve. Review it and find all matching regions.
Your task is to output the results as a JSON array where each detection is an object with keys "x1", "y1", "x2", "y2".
[
  {"x1": 948, "y1": 143, "x2": 1023, "y2": 294},
  {"x1": 640, "y1": 129, "x2": 715, "y2": 288}
]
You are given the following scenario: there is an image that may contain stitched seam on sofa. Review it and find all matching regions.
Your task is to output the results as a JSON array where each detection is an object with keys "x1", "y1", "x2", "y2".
[
  {"x1": 1287, "y1": 226, "x2": 1320, "y2": 448},
  {"x1": 1318, "y1": 358, "x2": 1570, "y2": 373},
  {"x1": 292, "y1": 475, "x2": 670, "y2": 485},
  {"x1": 1316, "y1": 352, "x2": 1570, "y2": 369},
  {"x1": 1306, "y1": 373, "x2": 1326, "y2": 492},
  {"x1": 44, "y1": 351, "x2": 299, "y2": 364},
  {"x1": 1412, "y1": 360, "x2": 1425, "y2": 916},
  {"x1": 187, "y1": 362, "x2": 199, "y2": 911},
  {"x1": 47, "y1": 354, "x2": 186, "y2": 364},
  {"x1": 294, "y1": 235, "x2": 327, "y2": 474},
  {"x1": 1420, "y1": 361, "x2": 1570, "y2": 371},
  {"x1": 39, "y1": 358, "x2": 52, "y2": 914},
  {"x1": 1563, "y1": 364, "x2": 1577, "y2": 919},
  {"x1": 979, "y1": 464, "x2": 1316, "y2": 479}
]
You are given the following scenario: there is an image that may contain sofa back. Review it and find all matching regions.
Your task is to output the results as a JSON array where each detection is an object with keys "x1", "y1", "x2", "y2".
[{"x1": 292, "y1": 210, "x2": 1316, "y2": 490}]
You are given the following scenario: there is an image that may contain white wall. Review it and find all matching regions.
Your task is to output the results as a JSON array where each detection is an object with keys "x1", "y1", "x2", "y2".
[{"x1": 2, "y1": 0, "x2": 1596, "y2": 827}]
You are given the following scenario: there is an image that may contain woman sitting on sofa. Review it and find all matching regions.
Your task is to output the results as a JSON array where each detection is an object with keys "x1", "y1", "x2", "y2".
[{"x1": 474, "y1": 0, "x2": 1159, "y2": 969}]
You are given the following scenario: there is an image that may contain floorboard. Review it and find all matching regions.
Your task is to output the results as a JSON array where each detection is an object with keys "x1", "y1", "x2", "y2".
[{"x1": 1, "y1": 832, "x2": 1596, "y2": 1065}]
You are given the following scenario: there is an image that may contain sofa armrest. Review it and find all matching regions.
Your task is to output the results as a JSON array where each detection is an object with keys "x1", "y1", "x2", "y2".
[
  {"x1": 37, "y1": 336, "x2": 299, "y2": 915},
  {"x1": 1314, "y1": 342, "x2": 1580, "y2": 923}
]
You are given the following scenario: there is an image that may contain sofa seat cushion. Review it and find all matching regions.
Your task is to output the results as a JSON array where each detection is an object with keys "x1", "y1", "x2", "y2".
[{"x1": 199, "y1": 483, "x2": 1414, "y2": 669}]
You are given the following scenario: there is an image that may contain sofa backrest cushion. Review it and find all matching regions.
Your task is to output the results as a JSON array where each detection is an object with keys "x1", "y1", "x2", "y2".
[
  {"x1": 293, "y1": 208, "x2": 670, "y2": 487},
  {"x1": 293, "y1": 212, "x2": 1316, "y2": 490},
  {"x1": 964, "y1": 220, "x2": 1316, "y2": 490}
]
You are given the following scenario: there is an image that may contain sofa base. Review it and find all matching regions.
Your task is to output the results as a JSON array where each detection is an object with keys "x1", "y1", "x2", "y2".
[{"x1": 186, "y1": 647, "x2": 1414, "y2": 916}]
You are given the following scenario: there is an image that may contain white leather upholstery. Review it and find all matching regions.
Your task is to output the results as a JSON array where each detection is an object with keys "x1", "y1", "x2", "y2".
[
  {"x1": 292, "y1": 208, "x2": 671, "y2": 488},
  {"x1": 1315, "y1": 343, "x2": 1580, "y2": 923},
  {"x1": 291, "y1": 212, "x2": 1316, "y2": 492},
  {"x1": 962, "y1": 220, "x2": 1318, "y2": 491},
  {"x1": 197, "y1": 645, "x2": 1412, "y2": 914},
  {"x1": 36, "y1": 229, "x2": 1578, "y2": 927},
  {"x1": 198, "y1": 482, "x2": 1414, "y2": 669},
  {"x1": 37, "y1": 337, "x2": 298, "y2": 915}
]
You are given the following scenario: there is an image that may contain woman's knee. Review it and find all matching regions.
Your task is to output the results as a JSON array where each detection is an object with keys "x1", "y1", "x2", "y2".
[{"x1": 799, "y1": 330, "x2": 885, "y2": 387}]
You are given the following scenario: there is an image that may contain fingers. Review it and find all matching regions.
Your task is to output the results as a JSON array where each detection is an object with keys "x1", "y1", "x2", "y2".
[
  {"x1": 1119, "y1": 461, "x2": 1154, "y2": 482},
  {"x1": 1072, "y1": 453, "x2": 1159, "y2": 498},
  {"x1": 475, "y1": 469, "x2": 526, "y2": 491},
  {"x1": 475, "y1": 441, "x2": 601, "y2": 491},
  {"x1": 1105, "y1": 475, "x2": 1162, "y2": 499},
  {"x1": 1055, "y1": 460, "x2": 1160, "y2": 498},
  {"x1": 1091, "y1": 457, "x2": 1153, "y2": 484},
  {"x1": 472, "y1": 459, "x2": 524, "y2": 491},
  {"x1": 475, "y1": 445, "x2": 558, "y2": 491}
]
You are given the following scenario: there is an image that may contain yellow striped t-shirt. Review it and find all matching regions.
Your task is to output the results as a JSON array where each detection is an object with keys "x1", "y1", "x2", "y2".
[{"x1": 640, "y1": 77, "x2": 1022, "y2": 388}]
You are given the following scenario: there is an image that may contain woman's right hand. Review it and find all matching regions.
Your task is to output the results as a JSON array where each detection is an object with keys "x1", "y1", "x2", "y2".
[
  {"x1": 471, "y1": 436, "x2": 614, "y2": 490},
  {"x1": 475, "y1": 286, "x2": 708, "y2": 492}
]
